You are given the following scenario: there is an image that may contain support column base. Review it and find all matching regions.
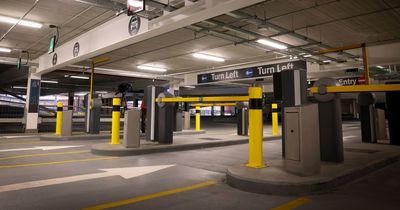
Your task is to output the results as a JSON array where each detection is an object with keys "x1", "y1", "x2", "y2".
[{"x1": 25, "y1": 129, "x2": 38, "y2": 133}]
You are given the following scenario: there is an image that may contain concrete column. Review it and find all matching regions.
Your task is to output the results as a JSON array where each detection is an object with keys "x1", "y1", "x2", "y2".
[
  {"x1": 24, "y1": 69, "x2": 41, "y2": 133},
  {"x1": 68, "y1": 91, "x2": 74, "y2": 110}
]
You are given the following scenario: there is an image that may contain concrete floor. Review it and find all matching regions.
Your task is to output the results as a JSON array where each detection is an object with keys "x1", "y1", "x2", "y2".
[{"x1": 0, "y1": 120, "x2": 399, "y2": 210}]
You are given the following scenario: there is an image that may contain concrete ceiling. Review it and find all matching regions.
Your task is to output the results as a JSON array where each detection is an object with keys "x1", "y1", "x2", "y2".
[
  {"x1": 78, "y1": 0, "x2": 400, "y2": 78},
  {"x1": 1, "y1": 0, "x2": 400, "y2": 88}
]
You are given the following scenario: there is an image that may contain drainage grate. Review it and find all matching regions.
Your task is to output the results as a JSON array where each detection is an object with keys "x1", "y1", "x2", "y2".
[
  {"x1": 200, "y1": 137, "x2": 222, "y2": 141},
  {"x1": 345, "y1": 148, "x2": 379, "y2": 154}
]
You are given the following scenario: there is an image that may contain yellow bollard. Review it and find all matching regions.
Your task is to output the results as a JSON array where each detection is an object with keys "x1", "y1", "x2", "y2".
[
  {"x1": 55, "y1": 102, "x2": 63, "y2": 135},
  {"x1": 272, "y1": 103, "x2": 279, "y2": 136},
  {"x1": 195, "y1": 106, "x2": 201, "y2": 131},
  {"x1": 246, "y1": 86, "x2": 265, "y2": 168},
  {"x1": 111, "y1": 98, "x2": 121, "y2": 145}
]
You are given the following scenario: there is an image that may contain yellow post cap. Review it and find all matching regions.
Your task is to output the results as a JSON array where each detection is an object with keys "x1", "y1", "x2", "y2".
[{"x1": 113, "y1": 98, "x2": 121, "y2": 106}]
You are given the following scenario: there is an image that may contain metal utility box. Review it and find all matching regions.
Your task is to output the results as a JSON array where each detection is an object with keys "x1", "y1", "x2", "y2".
[
  {"x1": 375, "y1": 109, "x2": 387, "y2": 140},
  {"x1": 183, "y1": 111, "x2": 190, "y2": 129},
  {"x1": 61, "y1": 110, "x2": 73, "y2": 136},
  {"x1": 284, "y1": 104, "x2": 320, "y2": 176},
  {"x1": 175, "y1": 111, "x2": 183, "y2": 132},
  {"x1": 123, "y1": 108, "x2": 141, "y2": 148},
  {"x1": 85, "y1": 97, "x2": 102, "y2": 134}
]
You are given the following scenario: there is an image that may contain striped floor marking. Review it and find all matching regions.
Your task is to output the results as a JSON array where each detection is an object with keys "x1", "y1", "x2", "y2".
[
  {"x1": 271, "y1": 197, "x2": 312, "y2": 210},
  {"x1": 81, "y1": 180, "x2": 218, "y2": 210}
]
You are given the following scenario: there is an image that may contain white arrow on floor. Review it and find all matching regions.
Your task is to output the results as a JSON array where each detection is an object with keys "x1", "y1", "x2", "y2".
[
  {"x1": 0, "y1": 145, "x2": 84, "y2": 153},
  {"x1": 0, "y1": 165, "x2": 175, "y2": 193}
]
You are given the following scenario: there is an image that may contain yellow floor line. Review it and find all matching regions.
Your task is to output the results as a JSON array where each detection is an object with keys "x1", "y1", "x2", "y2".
[
  {"x1": 0, "y1": 157, "x2": 118, "y2": 169},
  {"x1": 0, "y1": 141, "x2": 51, "y2": 145},
  {"x1": 0, "y1": 150, "x2": 90, "y2": 160},
  {"x1": 271, "y1": 197, "x2": 312, "y2": 210},
  {"x1": 81, "y1": 180, "x2": 218, "y2": 210}
]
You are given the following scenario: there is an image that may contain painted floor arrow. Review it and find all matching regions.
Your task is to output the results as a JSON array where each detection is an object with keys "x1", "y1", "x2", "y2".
[
  {"x1": 0, "y1": 165, "x2": 175, "y2": 193},
  {"x1": 0, "y1": 145, "x2": 83, "y2": 153}
]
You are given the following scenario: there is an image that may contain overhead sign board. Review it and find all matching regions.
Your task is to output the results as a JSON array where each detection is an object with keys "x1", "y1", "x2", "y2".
[
  {"x1": 308, "y1": 76, "x2": 361, "y2": 87},
  {"x1": 197, "y1": 60, "x2": 307, "y2": 84}
]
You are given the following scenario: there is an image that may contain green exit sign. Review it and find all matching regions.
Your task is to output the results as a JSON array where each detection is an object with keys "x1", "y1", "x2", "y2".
[
  {"x1": 48, "y1": 36, "x2": 56, "y2": 54},
  {"x1": 17, "y1": 58, "x2": 22, "y2": 70}
]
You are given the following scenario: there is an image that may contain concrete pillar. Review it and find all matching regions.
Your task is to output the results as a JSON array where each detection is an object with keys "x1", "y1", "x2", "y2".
[
  {"x1": 24, "y1": 69, "x2": 41, "y2": 133},
  {"x1": 386, "y1": 82, "x2": 400, "y2": 145},
  {"x1": 68, "y1": 91, "x2": 74, "y2": 110},
  {"x1": 358, "y1": 92, "x2": 377, "y2": 143}
]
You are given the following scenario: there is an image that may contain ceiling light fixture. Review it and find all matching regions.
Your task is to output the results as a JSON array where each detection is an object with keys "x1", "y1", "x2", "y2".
[
  {"x1": 0, "y1": 47, "x2": 11, "y2": 53},
  {"x1": 70, "y1": 75, "x2": 89, "y2": 80},
  {"x1": 0, "y1": 15, "x2": 42, "y2": 28},
  {"x1": 303, "y1": 54, "x2": 312, "y2": 58},
  {"x1": 12, "y1": 86, "x2": 27, "y2": 89},
  {"x1": 256, "y1": 39, "x2": 287, "y2": 50},
  {"x1": 322, "y1": 60, "x2": 331, "y2": 63},
  {"x1": 193, "y1": 53, "x2": 225, "y2": 62},
  {"x1": 376, "y1": 66, "x2": 385, "y2": 69},
  {"x1": 41, "y1": 80, "x2": 58, "y2": 84},
  {"x1": 137, "y1": 65, "x2": 167, "y2": 72}
]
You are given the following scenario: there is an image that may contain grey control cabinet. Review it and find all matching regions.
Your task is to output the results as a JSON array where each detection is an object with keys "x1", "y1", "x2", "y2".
[
  {"x1": 183, "y1": 111, "x2": 190, "y2": 129},
  {"x1": 284, "y1": 104, "x2": 320, "y2": 176},
  {"x1": 123, "y1": 108, "x2": 141, "y2": 148},
  {"x1": 61, "y1": 110, "x2": 73, "y2": 136},
  {"x1": 85, "y1": 97, "x2": 102, "y2": 134}
]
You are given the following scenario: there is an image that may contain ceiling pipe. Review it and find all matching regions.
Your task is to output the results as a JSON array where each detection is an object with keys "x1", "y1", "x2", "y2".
[
  {"x1": 0, "y1": 0, "x2": 41, "y2": 42},
  {"x1": 227, "y1": 10, "x2": 357, "y2": 59},
  {"x1": 202, "y1": 19, "x2": 337, "y2": 63}
]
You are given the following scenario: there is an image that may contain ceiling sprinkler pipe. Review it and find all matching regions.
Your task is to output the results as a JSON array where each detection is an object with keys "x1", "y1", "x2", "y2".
[{"x1": 0, "y1": 0, "x2": 41, "y2": 42}]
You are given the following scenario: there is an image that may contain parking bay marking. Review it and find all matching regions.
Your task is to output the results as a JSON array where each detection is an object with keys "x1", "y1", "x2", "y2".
[
  {"x1": 0, "y1": 145, "x2": 84, "y2": 153},
  {"x1": 0, "y1": 165, "x2": 175, "y2": 193},
  {"x1": 271, "y1": 197, "x2": 312, "y2": 210},
  {"x1": 81, "y1": 179, "x2": 217, "y2": 210},
  {"x1": 0, "y1": 150, "x2": 90, "y2": 160},
  {"x1": 0, "y1": 157, "x2": 118, "y2": 169}
]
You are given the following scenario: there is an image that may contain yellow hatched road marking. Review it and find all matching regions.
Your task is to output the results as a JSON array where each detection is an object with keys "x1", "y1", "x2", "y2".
[
  {"x1": 81, "y1": 180, "x2": 218, "y2": 210},
  {"x1": 271, "y1": 197, "x2": 312, "y2": 210},
  {"x1": 0, "y1": 150, "x2": 90, "y2": 160},
  {"x1": 0, "y1": 157, "x2": 117, "y2": 169}
]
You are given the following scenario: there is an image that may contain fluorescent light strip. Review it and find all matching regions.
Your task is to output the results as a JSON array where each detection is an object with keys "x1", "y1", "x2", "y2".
[
  {"x1": 0, "y1": 47, "x2": 11, "y2": 53},
  {"x1": 303, "y1": 54, "x2": 312, "y2": 58},
  {"x1": 256, "y1": 39, "x2": 287, "y2": 50},
  {"x1": 323, "y1": 60, "x2": 332, "y2": 63},
  {"x1": 376, "y1": 66, "x2": 385, "y2": 69},
  {"x1": 41, "y1": 80, "x2": 58, "y2": 84},
  {"x1": 137, "y1": 65, "x2": 167, "y2": 72},
  {"x1": 12, "y1": 86, "x2": 27, "y2": 89},
  {"x1": 0, "y1": 15, "x2": 42, "y2": 28},
  {"x1": 70, "y1": 75, "x2": 89, "y2": 80},
  {"x1": 193, "y1": 53, "x2": 225, "y2": 62}
]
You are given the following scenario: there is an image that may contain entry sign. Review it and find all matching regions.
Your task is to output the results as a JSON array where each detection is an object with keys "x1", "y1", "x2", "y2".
[
  {"x1": 198, "y1": 60, "x2": 306, "y2": 84},
  {"x1": 127, "y1": 0, "x2": 145, "y2": 16},
  {"x1": 28, "y1": 79, "x2": 41, "y2": 113}
]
